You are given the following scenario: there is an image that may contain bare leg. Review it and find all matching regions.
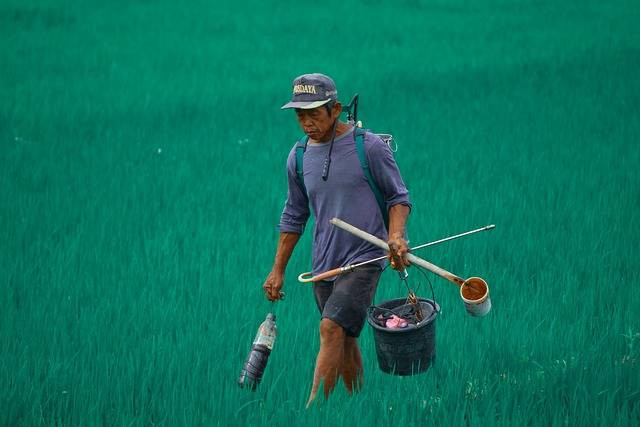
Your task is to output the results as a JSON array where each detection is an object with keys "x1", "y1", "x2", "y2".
[
  {"x1": 341, "y1": 336, "x2": 364, "y2": 394},
  {"x1": 306, "y1": 318, "x2": 346, "y2": 408}
]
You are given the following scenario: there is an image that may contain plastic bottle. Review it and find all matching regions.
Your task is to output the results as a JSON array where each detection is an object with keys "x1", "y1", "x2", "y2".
[{"x1": 237, "y1": 313, "x2": 277, "y2": 390}]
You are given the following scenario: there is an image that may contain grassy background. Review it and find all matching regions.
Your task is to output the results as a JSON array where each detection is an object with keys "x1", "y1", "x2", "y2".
[{"x1": 1, "y1": 0, "x2": 639, "y2": 425}]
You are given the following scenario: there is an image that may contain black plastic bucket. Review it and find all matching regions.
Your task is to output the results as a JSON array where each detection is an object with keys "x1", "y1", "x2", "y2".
[{"x1": 367, "y1": 298, "x2": 440, "y2": 376}]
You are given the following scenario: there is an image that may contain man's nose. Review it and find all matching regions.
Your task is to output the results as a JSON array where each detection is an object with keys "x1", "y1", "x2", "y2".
[{"x1": 300, "y1": 115, "x2": 313, "y2": 126}]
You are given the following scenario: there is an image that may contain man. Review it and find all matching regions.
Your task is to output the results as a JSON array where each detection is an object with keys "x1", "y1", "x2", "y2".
[{"x1": 262, "y1": 73, "x2": 411, "y2": 407}]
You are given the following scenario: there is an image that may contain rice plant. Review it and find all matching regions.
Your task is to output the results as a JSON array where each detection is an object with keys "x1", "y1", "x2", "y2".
[{"x1": 1, "y1": 0, "x2": 639, "y2": 425}]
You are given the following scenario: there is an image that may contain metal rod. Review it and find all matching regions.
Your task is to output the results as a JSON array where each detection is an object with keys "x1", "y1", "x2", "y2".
[{"x1": 410, "y1": 224, "x2": 494, "y2": 251}]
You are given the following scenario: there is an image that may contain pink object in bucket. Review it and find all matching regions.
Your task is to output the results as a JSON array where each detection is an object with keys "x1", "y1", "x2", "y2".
[{"x1": 385, "y1": 315, "x2": 408, "y2": 329}]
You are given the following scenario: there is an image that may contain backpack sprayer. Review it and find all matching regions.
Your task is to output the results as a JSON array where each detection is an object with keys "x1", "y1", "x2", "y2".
[{"x1": 344, "y1": 93, "x2": 396, "y2": 152}]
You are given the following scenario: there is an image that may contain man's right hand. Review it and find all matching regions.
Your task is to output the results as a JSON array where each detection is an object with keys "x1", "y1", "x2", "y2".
[{"x1": 262, "y1": 270, "x2": 285, "y2": 301}]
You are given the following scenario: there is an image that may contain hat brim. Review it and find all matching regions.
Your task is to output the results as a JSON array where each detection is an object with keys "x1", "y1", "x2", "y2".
[{"x1": 281, "y1": 98, "x2": 332, "y2": 110}]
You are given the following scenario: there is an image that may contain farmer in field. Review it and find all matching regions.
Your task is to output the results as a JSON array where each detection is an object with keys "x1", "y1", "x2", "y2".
[{"x1": 262, "y1": 73, "x2": 411, "y2": 406}]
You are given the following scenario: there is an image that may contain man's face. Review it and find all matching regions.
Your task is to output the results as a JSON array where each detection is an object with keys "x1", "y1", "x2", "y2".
[{"x1": 295, "y1": 103, "x2": 341, "y2": 141}]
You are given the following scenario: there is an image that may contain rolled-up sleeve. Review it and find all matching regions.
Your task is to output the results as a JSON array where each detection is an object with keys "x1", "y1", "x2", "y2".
[
  {"x1": 278, "y1": 147, "x2": 310, "y2": 234},
  {"x1": 366, "y1": 134, "x2": 412, "y2": 211}
]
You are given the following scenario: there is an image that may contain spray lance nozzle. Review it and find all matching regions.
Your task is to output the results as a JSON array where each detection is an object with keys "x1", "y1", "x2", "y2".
[{"x1": 344, "y1": 93, "x2": 359, "y2": 126}]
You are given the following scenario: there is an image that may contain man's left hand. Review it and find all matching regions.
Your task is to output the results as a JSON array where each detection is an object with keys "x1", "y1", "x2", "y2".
[{"x1": 388, "y1": 232, "x2": 410, "y2": 270}]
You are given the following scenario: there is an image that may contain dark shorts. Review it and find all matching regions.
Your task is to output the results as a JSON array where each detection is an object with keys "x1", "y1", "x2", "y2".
[{"x1": 312, "y1": 264, "x2": 382, "y2": 337}]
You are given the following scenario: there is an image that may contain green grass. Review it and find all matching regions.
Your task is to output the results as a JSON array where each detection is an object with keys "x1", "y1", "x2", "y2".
[{"x1": 1, "y1": 0, "x2": 639, "y2": 425}]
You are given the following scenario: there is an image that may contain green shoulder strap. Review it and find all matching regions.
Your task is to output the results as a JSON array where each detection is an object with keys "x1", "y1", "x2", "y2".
[
  {"x1": 294, "y1": 136, "x2": 308, "y2": 193},
  {"x1": 354, "y1": 128, "x2": 389, "y2": 228}
]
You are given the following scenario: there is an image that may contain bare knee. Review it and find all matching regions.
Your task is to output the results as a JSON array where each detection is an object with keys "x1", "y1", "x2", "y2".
[{"x1": 320, "y1": 318, "x2": 345, "y2": 344}]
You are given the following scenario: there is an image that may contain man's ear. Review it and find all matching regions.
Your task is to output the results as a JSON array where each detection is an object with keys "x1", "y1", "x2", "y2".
[{"x1": 332, "y1": 102, "x2": 342, "y2": 119}]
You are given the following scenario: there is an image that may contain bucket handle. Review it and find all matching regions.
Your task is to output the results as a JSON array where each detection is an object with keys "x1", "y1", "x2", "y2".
[
  {"x1": 368, "y1": 298, "x2": 439, "y2": 323},
  {"x1": 414, "y1": 264, "x2": 439, "y2": 314}
]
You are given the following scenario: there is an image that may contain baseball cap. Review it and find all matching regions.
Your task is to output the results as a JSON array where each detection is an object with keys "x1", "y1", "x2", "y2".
[{"x1": 281, "y1": 73, "x2": 338, "y2": 110}]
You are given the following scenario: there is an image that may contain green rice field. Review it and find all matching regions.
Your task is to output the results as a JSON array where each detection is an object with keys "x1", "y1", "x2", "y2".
[{"x1": 1, "y1": 0, "x2": 639, "y2": 425}]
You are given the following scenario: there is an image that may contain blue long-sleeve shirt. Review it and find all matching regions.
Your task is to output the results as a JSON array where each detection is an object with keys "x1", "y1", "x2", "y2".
[{"x1": 279, "y1": 127, "x2": 411, "y2": 277}]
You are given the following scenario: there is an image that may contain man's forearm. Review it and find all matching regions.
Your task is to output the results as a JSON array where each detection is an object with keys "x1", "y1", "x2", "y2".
[
  {"x1": 388, "y1": 204, "x2": 411, "y2": 239},
  {"x1": 272, "y1": 232, "x2": 301, "y2": 273}
]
